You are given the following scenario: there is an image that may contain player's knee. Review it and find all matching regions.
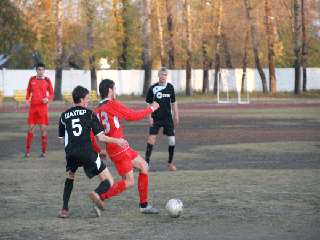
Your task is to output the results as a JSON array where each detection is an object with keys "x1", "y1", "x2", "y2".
[
  {"x1": 68, "y1": 171, "x2": 75, "y2": 179},
  {"x1": 168, "y1": 136, "x2": 175, "y2": 146},
  {"x1": 148, "y1": 136, "x2": 156, "y2": 145},
  {"x1": 125, "y1": 178, "x2": 134, "y2": 189},
  {"x1": 141, "y1": 160, "x2": 149, "y2": 173}
]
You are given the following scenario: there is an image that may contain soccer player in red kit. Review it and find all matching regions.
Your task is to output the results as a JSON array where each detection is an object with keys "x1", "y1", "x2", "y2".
[
  {"x1": 91, "y1": 79, "x2": 160, "y2": 214},
  {"x1": 24, "y1": 62, "x2": 54, "y2": 158}
]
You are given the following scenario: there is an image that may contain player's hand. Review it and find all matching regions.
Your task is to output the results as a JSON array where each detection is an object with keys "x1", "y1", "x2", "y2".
[
  {"x1": 116, "y1": 138, "x2": 128, "y2": 148},
  {"x1": 42, "y1": 97, "x2": 49, "y2": 104},
  {"x1": 99, "y1": 151, "x2": 107, "y2": 160},
  {"x1": 25, "y1": 100, "x2": 30, "y2": 108},
  {"x1": 149, "y1": 117, "x2": 154, "y2": 127},
  {"x1": 151, "y1": 101, "x2": 159, "y2": 111},
  {"x1": 174, "y1": 115, "x2": 179, "y2": 125}
]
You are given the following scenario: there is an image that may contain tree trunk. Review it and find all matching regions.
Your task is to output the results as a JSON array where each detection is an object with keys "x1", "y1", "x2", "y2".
[
  {"x1": 185, "y1": 0, "x2": 193, "y2": 96},
  {"x1": 142, "y1": 0, "x2": 152, "y2": 97},
  {"x1": 214, "y1": 0, "x2": 222, "y2": 95},
  {"x1": 301, "y1": 0, "x2": 307, "y2": 92},
  {"x1": 242, "y1": 28, "x2": 250, "y2": 94},
  {"x1": 294, "y1": 0, "x2": 301, "y2": 94},
  {"x1": 201, "y1": 0, "x2": 209, "y2": 94},
  {"x1": 120, "y1": 0, "x2": 129, "y2": 70},
  {"x1": 166, "y1": 0, "x2": 174, "y2": 69},
  {"x1": 244, "y1": 0, "x2": 268, "y2": 93},
  {"x1": 85, "y1": 1, "x2": 97, "y2": 91},
  {"x1": 53, "y1": 0, "x2": 63, "y2": 101},
  {"x1": 221, "y1": 28, "x2": 233, "y2": 68},
  {"x1": 156, "y1": 0, "x2": 165, "y2": 67},
  {"x1": 266, "y1": 0, "x2": 276, "y2": 92}
]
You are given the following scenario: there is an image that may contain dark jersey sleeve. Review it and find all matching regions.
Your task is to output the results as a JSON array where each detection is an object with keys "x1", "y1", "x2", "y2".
[
  {"x1": 91, "y1": 112, "x2": 104, "y2": 136},
  {"x1": 170, "y1": 85, "x2": 176, "y2": 103},
  {"x1": 58, "y1": 115, "x2": 65, "y2": 138},
  {"x1": 145, "y1": 87, "x2": 154, "y2": 104}
]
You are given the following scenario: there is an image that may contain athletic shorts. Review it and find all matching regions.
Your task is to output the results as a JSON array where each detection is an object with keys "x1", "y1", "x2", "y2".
[
  {"x1": 66, "y1": 153, "x2": 106, "y2": 179},
  {"x1": 28, "y1": 104, "x2": 50, "y2": 125},
  {"x1": 149, "y1": 118, "x2": 175, "y2": 136},
  {"x1": 110, "y1": 147, "x2": 139, "y2": 176}
]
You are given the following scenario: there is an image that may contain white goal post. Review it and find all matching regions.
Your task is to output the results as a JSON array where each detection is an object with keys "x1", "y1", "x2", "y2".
[{"x1": 217, "y1": 70, "x2": 250, "y2": 104}]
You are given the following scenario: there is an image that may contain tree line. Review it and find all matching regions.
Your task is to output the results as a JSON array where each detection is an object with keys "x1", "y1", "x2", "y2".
[{"x1": 1, "y1": 0, "x2": 319, "y2": 99}]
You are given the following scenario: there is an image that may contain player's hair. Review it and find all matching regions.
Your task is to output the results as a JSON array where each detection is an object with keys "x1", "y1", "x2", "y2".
[
  {"x1": 99, "y1": 79, "x2": 115, "y2": 99},
  {"x1": 36, "y1": 62, "x2": 45, "y2": 69},
  {"x1": 158, "y1": 67, "x2": 168, "y2": 75},
  {"x1": 72, "y1": 85, "x2": 89, "y2": 104}
]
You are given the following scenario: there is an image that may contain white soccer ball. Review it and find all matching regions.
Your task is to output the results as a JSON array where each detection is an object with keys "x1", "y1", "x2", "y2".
[{"x1": 166, "y1": 199, "x2": 183, "y2": 218}]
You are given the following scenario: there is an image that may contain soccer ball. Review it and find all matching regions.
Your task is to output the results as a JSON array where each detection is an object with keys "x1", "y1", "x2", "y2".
[{"x1": 166, "y1": 199, "x2": 183, "y2": 218}]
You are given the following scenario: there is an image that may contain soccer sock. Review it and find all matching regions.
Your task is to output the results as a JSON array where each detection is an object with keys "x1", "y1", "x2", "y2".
[
  {"x1": 42, "y1": 135, "x2": 47, "y2": 153},
  {"x1": 100, "y1": 180, "x2": 126, "y2": 200},
  {"x1": 145, "y1": 143, "x2": 154, "y2": 164},
  {"x1": 26, "y1": 133, "x2": 33, "y2": 153},
  {"x1": 168, "y1": 145, "x2": 175, "y2": 164},
  {"x1": 63, "y1": 178, "x2": 74, "y2": 210},
  {"x1": 95, "y1": 180, "x2": 111, "y2": 197},
  {"x1": 138, "y1": 172, "x2": 148, "y2": 204}
]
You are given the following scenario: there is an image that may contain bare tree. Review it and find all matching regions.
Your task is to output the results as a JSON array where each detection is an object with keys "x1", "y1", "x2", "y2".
[
  {"x1": 166, "y1": 0, "x2": 175, "y2": 69},
  {"x1": 241, "y1": 28, "x2": 250, "y2": 93},
  {"x1": 84, "y1": 0, "x2": 97, "y2": 91},
  {"x1": 301, "y1": 0, "x2": 307, "y2": 92},
  {"x1": 53, "y1": 0, "x2": 63, "y2": 100},
  {"x1": 120, "y1": 0, "x2": 129, "y2": 70},
  {"x1": 294, "y1": 0, "x2": 301, "y2": 94},
  {"x1": 244, "y1": 0, "x2": 268, "y2": 93},
  {"x1": 201, "y1": 0, "x2": 209, "y2": 94},
  {"x1": 185, "y1": 0, "x2": 193, "y2": 96},
  {"x1": 214, "y1": 0, "x2": 222, "y2": 95},
  {"x1": 221, "y1": 28, "x2": 233, "y2": 68},
  {"x1": 156, "y1": 0, "x2": 165, "y2": 67},
  {"x1": 142, "y1": 0, "x2": 152, "y2": 97},
  {"x1": 266, "y1": 0, "x2": 276, "y2": 92}
]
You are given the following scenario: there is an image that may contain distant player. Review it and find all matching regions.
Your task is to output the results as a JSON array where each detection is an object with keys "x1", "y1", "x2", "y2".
[
  {"x1": 91, "y1": 79, "x2": 160, "y2": 214},
  {"x1": 58, "y1": 85, "x2": 128, "y2": 218},
  {"x1": 145, "y1": 67, "x2": 179, "y2": 171},
  {"x1": 24, "y1": 62, "x2": 54, "y2": 158}
]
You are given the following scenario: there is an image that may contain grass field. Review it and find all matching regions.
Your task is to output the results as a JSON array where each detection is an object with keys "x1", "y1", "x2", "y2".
[{"x1": 0, "y1": 100, "x2": 319, "y2": 239}]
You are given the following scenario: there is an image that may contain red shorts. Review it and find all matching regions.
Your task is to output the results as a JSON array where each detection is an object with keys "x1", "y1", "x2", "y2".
[
  {"x1": 28, "y1": 104, "x2": 50, "y2": 125},
  {"x1": 110, "y1": 147, "x2": 139, "y2": 176}
]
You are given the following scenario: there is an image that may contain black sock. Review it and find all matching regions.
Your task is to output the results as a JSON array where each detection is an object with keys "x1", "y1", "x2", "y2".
[
  {"x1": 145, "y1": 143, "x2": 154, "y2": 164},
  {"x1": 95, "y1": 180, "x2": 111, "y2": 197},
  {"x1": 139, "y1": 202, "x2": 148, "y2": 208},
  {"x1": 63, "y1": 178, "x2": 74, "y2": 210},
  {"x1": 168, "y1": 145, "x2": 175, "y2": 164}
]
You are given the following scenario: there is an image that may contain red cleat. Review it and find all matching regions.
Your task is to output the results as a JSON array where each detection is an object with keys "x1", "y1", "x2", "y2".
[{"x1": 167, "y1": 163, "x2": 177, "y2": 171}]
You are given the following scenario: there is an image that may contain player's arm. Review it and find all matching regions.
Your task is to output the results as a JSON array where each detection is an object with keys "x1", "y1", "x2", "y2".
[
  {"x1": 25, "y1": 78, "x2": 32, "y2": 108},
  {"x1": 96, "y1": 132, "x2": 128, "y2": 147},
  {"x1": 111, "y1": 101, "x2": 159, "y2": 122},
  {"x1": 58, "y1": 117, "x2": 65, "y2": 145},
  {"x1": 43, "y1": 78, "x2": 54, "y2": 104},
  {"x1": 172, "y1": 102, "x2": 179, "y2": 125}
]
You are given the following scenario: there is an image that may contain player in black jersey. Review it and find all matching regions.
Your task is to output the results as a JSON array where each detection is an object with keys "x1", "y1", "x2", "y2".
[
  {"x1": 145, "y1": 67, "x2": 179, "y2": 171},
  {"x1": 58, "y1": 86, "x2": 128, "y2": 218}
]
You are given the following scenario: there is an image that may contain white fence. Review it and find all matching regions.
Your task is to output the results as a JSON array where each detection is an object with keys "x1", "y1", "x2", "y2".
[{"x1": 0, "y1": 68, "x2": 319, "y2": 97}]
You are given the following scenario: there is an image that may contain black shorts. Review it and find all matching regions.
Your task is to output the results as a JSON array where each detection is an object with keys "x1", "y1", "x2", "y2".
[
  {"x1": 149, "y1": 118, "x2": 175, "y2": 136},
  {"x1": 66, "y1": 152, "x2": 106, "y2": 179}
]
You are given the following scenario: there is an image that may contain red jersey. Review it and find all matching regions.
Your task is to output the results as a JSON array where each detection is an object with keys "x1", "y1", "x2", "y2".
[
  {"x1": 94, "y1": 99, "x2": 153, "y2": 157},
  {"x1": 26, "y1": 76, "x2": 54, "y2": 105}
]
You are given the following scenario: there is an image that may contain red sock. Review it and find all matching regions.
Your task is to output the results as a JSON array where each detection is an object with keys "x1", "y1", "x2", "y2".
[
  {"x1": 100, "y1": 180, "x2": 126, "y2": 200},
  {"x1": 26, "y1": 133, "x2": 33, "y2": 153},
  {"x1": 138, "y1": 173, "x2": 148, "y2": 204},
  {"x1": 42, "y1": 135, "x2": 47, "y2": 153}
]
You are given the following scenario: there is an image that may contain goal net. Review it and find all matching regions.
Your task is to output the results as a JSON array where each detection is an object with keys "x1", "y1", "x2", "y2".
[{"x1": 217, "y1": 70, "x2": 250, "y2": 104}]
